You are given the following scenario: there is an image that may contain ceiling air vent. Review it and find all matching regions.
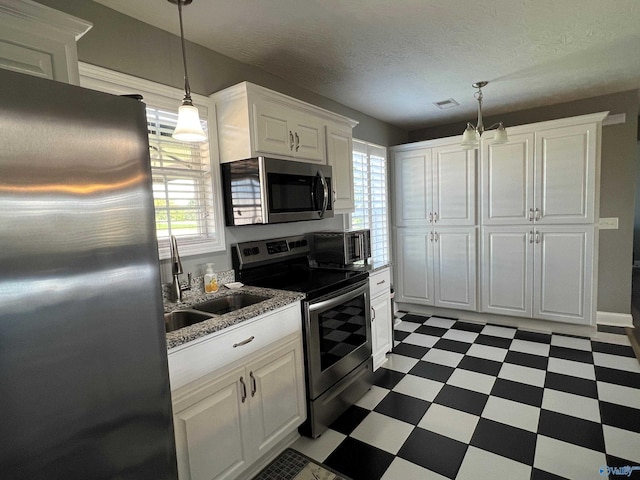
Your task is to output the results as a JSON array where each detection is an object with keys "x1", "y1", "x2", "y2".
[{"x1": 433, "y1": 98, "x2": 459, "y2": 110}]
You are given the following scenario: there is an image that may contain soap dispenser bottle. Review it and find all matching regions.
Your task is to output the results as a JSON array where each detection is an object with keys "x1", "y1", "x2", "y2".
[{"x1": 204, "y1": 263, "x2": 219, "y2": 293}]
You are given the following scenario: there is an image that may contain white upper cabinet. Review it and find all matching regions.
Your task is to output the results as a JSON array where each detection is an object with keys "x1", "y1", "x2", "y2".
[
  {"x1": 393, "y1": 138, "x2": 476, "y2": 227},
  {"x1": 326, "y1": 124, "x2": 355, "y2": 212},
  {"x1": 481, "y1": 113, "x2": 606, "y2": 225},
  {"x1": 0, "y1": 0, "x2": 92, "y2": 84}
]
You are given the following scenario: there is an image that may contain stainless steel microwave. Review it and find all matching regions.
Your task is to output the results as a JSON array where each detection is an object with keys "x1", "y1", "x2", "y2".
[
  {"x1": 311, "y1": 229, "x2": 371, "y2": 265},
  {"x1": 221, "y1": 157, "x2": 334, "y2": 226}
]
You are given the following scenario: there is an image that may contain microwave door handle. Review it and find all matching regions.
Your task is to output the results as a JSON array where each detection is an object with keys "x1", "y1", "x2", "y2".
[
  {"x1": 353, "y1": 235, "x2": 361, "y2": 257},
  {"x1": 317, "y1": 170, "x2": 329, "y2": 217}
]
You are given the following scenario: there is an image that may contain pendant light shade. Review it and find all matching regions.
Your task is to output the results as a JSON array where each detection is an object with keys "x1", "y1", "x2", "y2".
[
  {"x1": 460, "y1": 81, "x2": 507, "y2": 149},
  {"x1": 169, "y1": 0, "x2": 206, "y2": 143}
]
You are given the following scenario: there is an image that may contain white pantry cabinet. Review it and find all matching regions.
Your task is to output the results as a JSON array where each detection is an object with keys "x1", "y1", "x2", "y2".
[
  {"x1": 0, "y1": 0, "x2": 91, "y2": 84},
  {"x1": 481, "y1": 225, "x2": 595, "y2": 325},
  {"x1": 369, "y1": 267, "x2": 392, "y2": 370},
  {"x1": 393, "y1": 138, "x2": 476, "y2": 227},
  {"x1": 395, "y1": 227, "x2": 477, "y2": 311},
  {"x1": 169, "y1": 303, "x2": 306, "y2": 480},
  {"x1": 481, "y1": 112, "x2": 607, "y2": 225}
]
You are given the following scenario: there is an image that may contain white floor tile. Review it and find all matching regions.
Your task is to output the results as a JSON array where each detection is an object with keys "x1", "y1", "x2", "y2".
[
  {"x1": 541, "y1": 389, "x2": 601, "y2": 423},
  {"x1": 393, "y1": 374, "x2": 444, "y2": 402},
  {"x1": 498, "y1": 363, "x2": 546, "y2": 387},
  {"x1": 291, "y1": 429, "x2": 346, "y2": 463},
  {"x1": 383, "y1": 353, "x2": 419, "y2": 373},
  {"x1": 446, "y1": 368, "x2": 496, "y2": 395},
  {"x1": 442, "y1": 328, "x2": 478, "y2": 343},
  {"x1": 547, "y1": 357, "x2": 596, "y2": 380},
  {"x1": 593, "y1": 352, "x2": 640, "y2": 373},
  {"x1": 534, "y1": 435, "x2": 607, "y2": 480},
  {"x1": 551, "y1": 335, "x2": 592, "y2": 351},
  {"x1": 457, "y1": 446, "x2": 532, "y2": 480},
  {"x1": 350, "y1": 411, "x2": 414, "y2": 454},
  {"x1": 355, "y1": 385, "x2": 390, "y2": 410},
  {"x1": 404, "y1": 332, "x2": 440, "y2": 348},
  {"x1": 467, "y1": 343, "x2": 508, "y2": 362},
  {"x1": 481, "y1": 325, "x2": 517, "y2": 339},
  {"x1": 395, "y1": 321, "x2": 421, "y2": 333},
  {"x1": 510, "y1": 339, "x2": 551, "y2": 357},
  {"x1": 597, "y1": 381, "x2": 640, "y2": 410},
  {"x1": 422, "y1": 348, "x2": 464, "y2": 367},
  {"x1": 481, "y1": 396, "x2": 540, "y2": 432},
  {"x1": 381, "y1": 457, "x2": 449, "y2": 480},
  {"x1": 425, "y1": 316, "x2": 456, "y2": 329},
  {"x1": 417, "y1": 404, "x2": 479, "y2": 444},
  {"x1": 603, "y1": 425, "x2": 640, "y2": 463}
]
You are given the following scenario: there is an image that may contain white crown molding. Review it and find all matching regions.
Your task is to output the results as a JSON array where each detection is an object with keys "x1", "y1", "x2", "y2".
[{"x1": 0, "y1": 0, "x2": 92, "y2": 39}]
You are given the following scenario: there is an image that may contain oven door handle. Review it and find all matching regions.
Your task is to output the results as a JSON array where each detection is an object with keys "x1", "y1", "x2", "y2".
[{"x1": 307, "y1": 281, "x2": 369, "y2": 313}]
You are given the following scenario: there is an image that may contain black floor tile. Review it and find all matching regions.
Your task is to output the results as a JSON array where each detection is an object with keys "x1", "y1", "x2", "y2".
[
  {"x1": 328, "y1": 405, "x2": 370, "y2": 435},
  {"x1": 458, "y1": 355, "x2": 503, "y2": 376},
  {"x1": 595, "y1": 366, "x2": 640, "y2": 389},
  {"x1": 549, "y1": 345, "x2": 594, "y2": 364},
  {"x1": 475, "y1": 334, "x2": 513, "y2": 349},
  {"x1": 450, "y1": 321, "x2": 484, "y2": 333},
  {"x1": 544, "y1": 372, "x2": 598, "y2": 399},
  {"x1": 397, "y1": 428, "x2": 467, "y2": 479},
  {"x1": 394, "y1": 330, "x2": 410, "y2": 342},
  {"x1": 373, "y1": 391, "x2": 430, "y2": 424},
  {"x1": 538, "y1": 410, "x2": 605, "y2": 452},
  {"x1": 470, "y1": 418, "x2": 537, "y2": 465},
  {"x1": 433, "y1": 384, "x2": 488, "y2": 416},
  {"x1": 400, "y1": 313, "x2": 429, "y2": 324},
  {"x1": 392, "y1": 342, "x2": 429, "y2": 359},
  {"x1": 490, "y1": 378, "x2": 544, "y2": 407},
  {"x1": 591, "y1": 341, "x2": 637, "y2": 358},
  {"x1": 409, "y1": 360, "x2": 454, "y2": 383},
  {"x1": 433, "y1": 338, "x2": 471, "y2": 354},
  {"x1": 514, "y1": 330, "x2": 552, "y2": 344},
  {"x1": 371, "y1": 367, "x2": 405, "y2": 390},
  {"x1": 414, "y1": 325, "x2": 448, "y2": 337},
  {"x1": 505, "y1": 350, "x2": 549, "y2": 370},
  {"x1": 531, "y1": 468, "x2": 568, "y2": 480},
  {"x1": 324, "y1": 437, "x2": 394, "y2": 480},
  {"x1": 599, "y1": 401, "x2": 640, "y2": 433}
]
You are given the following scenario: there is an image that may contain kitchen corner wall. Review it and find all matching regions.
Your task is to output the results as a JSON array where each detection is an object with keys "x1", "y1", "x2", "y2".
[{"x1": 409, "y1": 90, "x2": 640, "y2": 315}]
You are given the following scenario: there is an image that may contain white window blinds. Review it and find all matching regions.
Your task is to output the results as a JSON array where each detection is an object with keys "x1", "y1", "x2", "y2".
[{"x1": 352, "y1": 140, "x2": 389, "y2": 265}]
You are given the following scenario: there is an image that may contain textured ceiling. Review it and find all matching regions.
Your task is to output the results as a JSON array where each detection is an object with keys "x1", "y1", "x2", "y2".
[{"x1": 95, "y1": 0, "x2": 640, "y2": 130}]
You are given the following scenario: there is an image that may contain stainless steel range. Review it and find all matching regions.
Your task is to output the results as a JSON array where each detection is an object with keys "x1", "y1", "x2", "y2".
[{"x1": 232, "y1": 235, "x2": 373, "y2": 438}]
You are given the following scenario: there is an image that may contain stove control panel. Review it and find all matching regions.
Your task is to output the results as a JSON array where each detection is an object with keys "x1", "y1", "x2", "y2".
[{"x1": 233, "y1": 235, "x2": 310, "y2": 267}]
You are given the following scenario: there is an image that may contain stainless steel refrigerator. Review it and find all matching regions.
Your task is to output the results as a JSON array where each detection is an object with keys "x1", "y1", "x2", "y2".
[{"x1": 0, "y1": 68, "x2": 177, "y2": 479}]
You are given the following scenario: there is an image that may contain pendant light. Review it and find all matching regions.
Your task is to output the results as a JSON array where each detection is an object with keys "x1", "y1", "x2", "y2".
[
  {"x1": 169, "y1": 0, "x2": 206, "y2": 143},
  {"x1": 460, "y1": 81, "x2": 507, "y2": 150}
]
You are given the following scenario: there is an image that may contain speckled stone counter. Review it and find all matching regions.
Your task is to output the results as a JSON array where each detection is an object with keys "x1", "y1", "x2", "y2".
[{"x1": 164, "y1": 286, "x2": 304, "y2": 349}]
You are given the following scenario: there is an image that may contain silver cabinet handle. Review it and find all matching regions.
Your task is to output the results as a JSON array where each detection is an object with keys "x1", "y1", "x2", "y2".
[
  {"x1": 529, "y1": 208, "x2": 534, "y2": 222},
  {"x1": 433, "y1": 231, "x2": 439, "y2": 242},
  {"x1": 429, "y1": 212, "x2": 433, "y2": 223},
  {"x1": 371, "y1": 306, "x2": 376, "y2": 321},
  {"x1": 376, "y1": 279, "x2": 386, "y2": 285},
  {"x1": 534, "y1": 208, "x2": 541, "y2": 221},
  {"x1": 240, "y1": 376, "x2": 247, "y2": 403},
  {"x1": 250, "y1": 371, "x2": 256, "y2": 397},
  {"x1": 429, "y1": 231, "x2": 434, "y2": 242},
  {"x1": 535, "y1": 231, "x2": 541, "y2": 243},
  {"x1": 529, "y1": 231, "x2": 534, "y2": 243},
  {"x1": 433, "y1": 212, "x2": 438, "y2": 223},
  {"x1": 294, "y1": 132, "x2": 300, "y2": 151},
  {"x1": 289, "y1": 131, "x2": 294, "y2": 150},
  {"x1": 233, "y1": 336, "x2": 255, "y2": 348}
]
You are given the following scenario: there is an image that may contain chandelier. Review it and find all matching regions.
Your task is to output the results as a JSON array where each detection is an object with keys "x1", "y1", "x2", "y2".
[{"x1": 460, "y1": 81, "x2": 507, "y2": 150}]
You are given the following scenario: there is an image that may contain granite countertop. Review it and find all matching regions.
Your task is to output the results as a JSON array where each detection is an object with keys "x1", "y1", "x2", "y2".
[{"x1": 164, "y1": 286, "x2": 305, "y2": 350}]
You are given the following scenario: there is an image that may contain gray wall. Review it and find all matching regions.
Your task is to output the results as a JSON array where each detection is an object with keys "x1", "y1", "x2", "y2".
[
  {"x1": 410, "y1": 91, "x2": 640, "y2": 315},
  {"x1": 634, "y1": 141, "x2": 640, "y2": 265}
]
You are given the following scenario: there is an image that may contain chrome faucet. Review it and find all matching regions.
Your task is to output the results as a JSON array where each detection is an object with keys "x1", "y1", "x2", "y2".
[{"x1": 169, "y1": 235, "x2": 190, "y2": 302}]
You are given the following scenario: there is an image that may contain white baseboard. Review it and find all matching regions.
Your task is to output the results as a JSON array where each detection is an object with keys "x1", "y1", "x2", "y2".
[{"x1": 596, "y1": 311, "x2": 634, "y2": 328}]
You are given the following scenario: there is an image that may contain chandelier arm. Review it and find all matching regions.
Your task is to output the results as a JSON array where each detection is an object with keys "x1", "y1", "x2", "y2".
[
  {"x1": 486, "y1": 122, "x2": 504, "y2": 130},
  {"x1": 475, "y1": 88, "x2": 484, "y2": 136}
]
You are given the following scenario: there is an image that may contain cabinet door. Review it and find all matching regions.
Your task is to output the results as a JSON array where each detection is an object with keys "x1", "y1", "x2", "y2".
[
  {"x1": 431, "y1": 144, "x2": 476, "y2": 225},
  {"x1": 534, "y1": 123, "x2": 598, "y2": 224},
  {"x1": 247, "y1": 338, "x2": 306, "y2": 457},
  {"x1": 253, "y1": 98, "x2": 294, "y2": 157},
  {"x1": 481, "y1": 226, "x2": 533, "y2": 317},
  {"x1": 326, "y1": 124, "x2": 354, "y2": 212},
  {"x1": 433, "y1": 227, "x2": 477, "y2": 310},
  {"x1": 173, "y1": 367, "x2": 250, "y2": 480},
  {"x1": 371, "y1": 294, "x2": 392, "y2": 370},
  {"x1": 394, "y1": 149, "x2": 432, "y2": 226},
  {"x1": 292, "y1": 113, "x2": 325, "y2": 162},
  {"x1": 533, "y1": 226, "x2": 594, "y2": 324},
  {"x1": 481, "y1": 133, "x2": 535, "y2": 225},
  {"x1": 395, "y1": 229, "x2": 433, "y2": 305}
]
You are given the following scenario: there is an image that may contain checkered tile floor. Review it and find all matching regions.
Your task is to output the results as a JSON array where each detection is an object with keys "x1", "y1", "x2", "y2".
[{"x1": 293, "y1": 313, "x2": 640, "y2": 480}]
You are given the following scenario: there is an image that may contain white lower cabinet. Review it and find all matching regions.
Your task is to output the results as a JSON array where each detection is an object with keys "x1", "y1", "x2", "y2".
[
  {"x1": 396, "y1": 227, "x2": 477, "y2": 311},
  {"x1": 369, "y1": 268, "x2": 392, "y2": 370},
  {"x1": 169, "y1": 304, "x2": 306, "y2": 480},
  {"x1": 481, "y1": 225, "x2": 595, "y2": 325}
]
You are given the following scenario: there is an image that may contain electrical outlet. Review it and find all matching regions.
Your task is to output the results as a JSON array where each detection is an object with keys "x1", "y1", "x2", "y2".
[{"x1": 599, "y1": 217, "x2": 619, "y2": 230}]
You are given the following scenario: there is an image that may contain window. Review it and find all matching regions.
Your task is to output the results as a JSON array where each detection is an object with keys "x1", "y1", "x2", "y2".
[
  {"x1": 351, "y1": 140, "x2": 389, "y2": 264},
  {"x1": 78, "y1": 63, "x2": 225, "y2": 259}
]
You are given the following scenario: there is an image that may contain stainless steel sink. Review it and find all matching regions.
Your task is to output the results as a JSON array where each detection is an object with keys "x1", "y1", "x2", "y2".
[
  {"x1": 164, "y1": 309, "x2": 215, "y2": 333},
  {"x1": 193, "y1": 293, "x2": 269, "y2": 315}
]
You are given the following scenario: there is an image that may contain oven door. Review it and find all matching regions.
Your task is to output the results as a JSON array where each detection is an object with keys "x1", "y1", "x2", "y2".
[{"x1": 304, "y1": 280, "x2": 371, "y2": 400}]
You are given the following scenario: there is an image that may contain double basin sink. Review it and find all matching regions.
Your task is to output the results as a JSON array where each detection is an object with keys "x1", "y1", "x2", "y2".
[{"x1": 165, "y1": 293, "x2": 269, "y2": 333}]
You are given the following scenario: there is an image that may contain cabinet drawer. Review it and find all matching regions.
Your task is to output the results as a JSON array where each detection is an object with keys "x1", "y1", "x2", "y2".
[
  {"x1": 369, "y1": 268, "x2": 391, "y2": 299},
  {"x1": 168, "y1": 303, "x2": 301, "y2": 390}
]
